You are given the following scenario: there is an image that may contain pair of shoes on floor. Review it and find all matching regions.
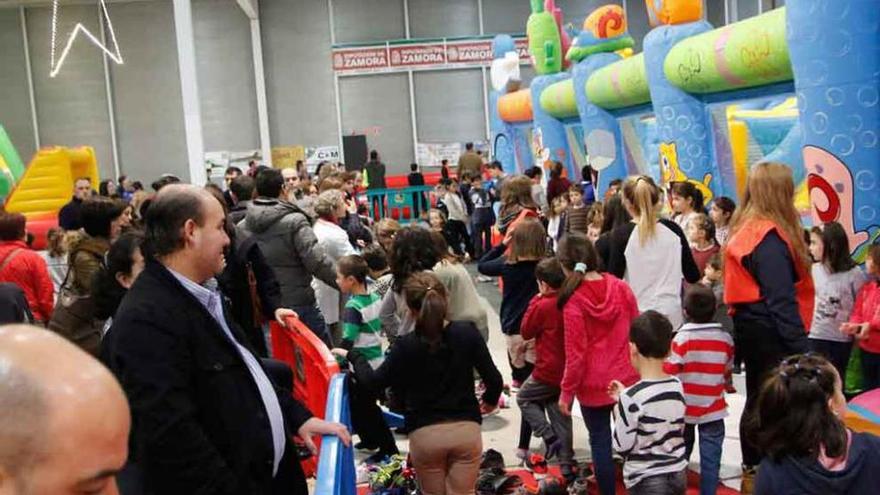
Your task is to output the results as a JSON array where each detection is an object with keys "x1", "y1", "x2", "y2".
[{"x1": 476, "y1": 275, "x2": 493, "y2": 283}]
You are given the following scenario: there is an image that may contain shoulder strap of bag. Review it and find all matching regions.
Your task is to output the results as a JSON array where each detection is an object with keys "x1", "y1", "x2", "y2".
[
  {"x1": 61, "y1": 248, "x2": 103, "y2": 292},
  {"x1": 0, "y1": 248, "x2": 24, "y2": 275}
]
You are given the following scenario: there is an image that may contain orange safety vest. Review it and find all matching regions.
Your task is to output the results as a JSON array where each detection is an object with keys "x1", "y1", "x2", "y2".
[{"x1": 724, "y1": 218, "x2": 815, "y2": 331}]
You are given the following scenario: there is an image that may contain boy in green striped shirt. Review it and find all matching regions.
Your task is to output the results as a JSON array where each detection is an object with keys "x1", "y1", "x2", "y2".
[
  {"x1": 337, "y1": 255, "x2": 384, "y2": 368},
  {"x1": 335, "y1": 254, "x2": 398, "y2": 459}
]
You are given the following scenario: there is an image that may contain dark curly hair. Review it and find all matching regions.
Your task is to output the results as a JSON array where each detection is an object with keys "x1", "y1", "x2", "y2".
[
  {"x1": 389, "y1": 226, "x2": 440, "y2": 293},
  {"x1": 92, "y1": 230, "x2": 144, "y2": 320}
]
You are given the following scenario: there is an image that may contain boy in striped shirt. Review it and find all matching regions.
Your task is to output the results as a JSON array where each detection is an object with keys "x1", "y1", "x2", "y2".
[
  {"x1": 663, "y1": 286, "x2": 734, "y2": 495},
  {"x1": 338, "y1": 255, "x2": 384, "y2": 369},
  {"x1": 336, "y1": 255, "x2": 398, "y2": 461},
  {"x1": 610, "y1": 311, "x2": 687, "y2": 494}
]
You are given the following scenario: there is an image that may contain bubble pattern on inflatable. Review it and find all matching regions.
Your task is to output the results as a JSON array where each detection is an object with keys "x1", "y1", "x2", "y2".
[
  {"x1": 787, "y1": 0, "x2": 880, "y2": 258},
  {"x1": 643, "y1": 20, "x2": 719, "y2": 195}
]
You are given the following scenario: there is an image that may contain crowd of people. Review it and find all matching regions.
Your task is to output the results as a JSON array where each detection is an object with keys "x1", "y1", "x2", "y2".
[{"x1": 0, "y1": 153, "x2": 878, "y2": 495}]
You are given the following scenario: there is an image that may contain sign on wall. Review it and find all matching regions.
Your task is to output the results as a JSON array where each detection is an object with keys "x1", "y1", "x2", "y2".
[
  {"x1": 332, "y1": 36, "x2": 530, "y2": 75},
  {"x1": 417, "y1": 141, "x2": 489, "y2": 168},
  {"x1": 305, "y1": 146, "x2": 340, "y2": 166}
]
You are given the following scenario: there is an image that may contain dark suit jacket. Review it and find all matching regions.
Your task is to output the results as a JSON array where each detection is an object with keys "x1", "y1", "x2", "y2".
[
  {"x1": 58, "y1": 197, "x2": 83, "y2": 230},
  {"x1": 102, "y1": 260, "x2": 312, "y2": 495}
]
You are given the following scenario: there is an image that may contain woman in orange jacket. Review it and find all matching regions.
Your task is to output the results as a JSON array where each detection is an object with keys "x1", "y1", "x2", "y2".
[{"x1": 723, "y1": 163, "x2": 815, "y2": 492}]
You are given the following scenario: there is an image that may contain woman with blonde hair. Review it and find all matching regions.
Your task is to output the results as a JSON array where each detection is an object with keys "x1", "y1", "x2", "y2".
[
  {"x1": 723, "y1": 162, "x2": 815, "y2": 492},
  {"x1": 605, "y1": 175, "x2": 700, "y2": 329},
  {"x1": 374, "y1": 218, "x2": 401, "y2": 254},
  {"x1": 312, "y1": 189, "x2": 356, "y2": 344}
]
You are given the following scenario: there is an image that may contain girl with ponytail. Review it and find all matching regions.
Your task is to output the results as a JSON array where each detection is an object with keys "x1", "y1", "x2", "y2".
[
  {"x1": 747, "y1": 354, "x2": 880, "y2": 494},
  {"x1": 605, "y1": 175, "x2": 700, "y2": 329},
  {"x1": 334, "y1": 271, "x2": 503, "y2": 494},
  {"x1": 556, "y1": 233, "x2": 640, "y2": 495}
]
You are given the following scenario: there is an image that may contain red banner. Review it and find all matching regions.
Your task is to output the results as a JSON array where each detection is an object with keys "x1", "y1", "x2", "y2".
[
  {"x1": 390, "y1": 43, "x2": 446, "y2": 68},
  {"x1": 332, "y1": 36, "x2": 530, "y2": 75},
  {"x1": 332, "y1": 47, "x2": 389, "y2": 72}
]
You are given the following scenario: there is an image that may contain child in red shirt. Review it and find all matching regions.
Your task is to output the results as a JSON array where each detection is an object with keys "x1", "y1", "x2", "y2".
[
  {"x1": 843, "y1": 244, "x2": 880, "y2": 390},
  {"x1": 557, "y1": 234, "x2": 640, "y2": 495},
  {"x1": 516, "y1": 257, "x2": 572, "y2": 477},
  {"x1": 664, "y1": 285, "x2": 734, "y2": 495}
]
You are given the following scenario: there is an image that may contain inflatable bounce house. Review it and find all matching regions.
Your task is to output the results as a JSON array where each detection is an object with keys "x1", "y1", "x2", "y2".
[
  {"x1": 0, "y1": 125, "x2": 100, "y2": 249},
  {"x1": 489, "y1": 0, "x2": 879, "y2": 262}
]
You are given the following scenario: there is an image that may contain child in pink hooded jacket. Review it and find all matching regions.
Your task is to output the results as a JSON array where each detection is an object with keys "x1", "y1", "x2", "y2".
[{"x1": 556, "y1": 233, "x2": 639, "y2": 495}]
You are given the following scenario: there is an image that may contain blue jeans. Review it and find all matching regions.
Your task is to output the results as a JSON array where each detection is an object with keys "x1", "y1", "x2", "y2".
[
  {"x1": 684, "y1": 420, "x2": 724, "y2": 495},
  {"x1": 628, "y1": 469, "x2": 686, "y2": 495},
  {"x1": 581, "y1": 404, "x2": 615, "y2": 495},
  {"x1": 291, "y1": 304, "x2": 332, "y2": 348}
]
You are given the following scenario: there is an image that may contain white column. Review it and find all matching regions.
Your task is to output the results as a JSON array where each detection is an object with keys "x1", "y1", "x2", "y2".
[
  {"x1": 99, "y1": 6, "x2": 120, "y2": 179},
  {"x1": 250, "y1": 17, "x2": 272, "y2": 166},
  {"x1": 20, "y1": 7, "x2": 40, "y2": 152},
  {"x1": 172, "y1": 0, "x2": 207, "y2": 185},
  {"x1": 481, "y1": 67, "x2": 490, "y2": 142},
  {"x1": 328, "y1": 0, "x2": 345, "y2": 163},
  {"x1": 404, "y1": 0, "x2": 417, "y2": 161},
  {"x1": 408, "y1": 70, "x2": 418, "y2": 162}
]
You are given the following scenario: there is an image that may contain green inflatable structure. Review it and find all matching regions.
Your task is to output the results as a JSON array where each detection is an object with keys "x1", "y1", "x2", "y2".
[
  {"x1": 586, "y1": 53, "x2": 651, "y2": 109},
  {"x1": 663, "y1": 8, "x2": 792, "y2": 93},
  {"x1": 0, "y1": 126, "x2": 25, "y2": 200}
]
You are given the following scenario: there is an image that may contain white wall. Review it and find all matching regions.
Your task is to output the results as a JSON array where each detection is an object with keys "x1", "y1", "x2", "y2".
[{"x1": 108, "y1": 0, "x2": 189, "y2": 181}]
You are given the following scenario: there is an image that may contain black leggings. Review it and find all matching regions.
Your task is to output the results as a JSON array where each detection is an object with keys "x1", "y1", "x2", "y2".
[
  {"x1": 510, "y1": 358, "x2": 535, "y2": 450},
  {"x1": 446, "y1": 219, "x2": 473, "y2": 258},
  {"x1": 735, "y1": 316, "x2": 806, "y2": 466},
  {"x1": 349, "y1": 374, "x2": 398, "y2": 455}
]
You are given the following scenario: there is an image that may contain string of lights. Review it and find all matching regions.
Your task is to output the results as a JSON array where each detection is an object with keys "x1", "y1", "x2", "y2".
[{"x1": 49, "y1": 0, "x2": 123, "y2": 78}]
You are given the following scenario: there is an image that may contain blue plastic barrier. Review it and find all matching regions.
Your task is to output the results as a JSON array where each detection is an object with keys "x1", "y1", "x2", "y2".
[
  {"x1": 314, "y1": 373, "x2": 355, "y2": 494},
  {"x1": 360, "y1": 185, "x2": 436, "y2": 223}
]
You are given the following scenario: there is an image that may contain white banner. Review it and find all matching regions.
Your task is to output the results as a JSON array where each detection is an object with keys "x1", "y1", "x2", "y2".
[
  {"x1": 305, "y1": 146, "x2": 340, "y2": 167},
  {"x1": 417, "y1": 142, "x2": 462, "y2": 168}
]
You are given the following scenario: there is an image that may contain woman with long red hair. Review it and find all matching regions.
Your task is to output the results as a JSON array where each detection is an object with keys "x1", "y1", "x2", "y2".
[{"x1": 723, "y1": 162, "x2": 815, "y2": 493}]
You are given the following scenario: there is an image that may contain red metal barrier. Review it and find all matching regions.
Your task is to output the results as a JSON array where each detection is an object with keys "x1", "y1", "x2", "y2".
[{"x1": 270, "y1": 317, "x2": 340, "y2": 477}]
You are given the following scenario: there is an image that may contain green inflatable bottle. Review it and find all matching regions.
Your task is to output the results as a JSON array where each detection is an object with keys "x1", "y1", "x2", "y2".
[{"x1": 526, "y1": 0, "x2": 562, "y2": 75}]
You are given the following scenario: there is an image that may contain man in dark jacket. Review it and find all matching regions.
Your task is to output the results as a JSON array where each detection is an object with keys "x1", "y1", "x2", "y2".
[
  {"x1": 58, "y1": 177, "x2": 93, "y2": 230},
  {"x1": 238, "y1": 168, "x2": 339, "y2": 346},
  {"x1": 101, "y1": 185, "x2": 349, "y2": 495},
  {"x1": 364, "y1": 149, "x2": 386, "y2": 218},
  {"x1": 228, "y1": 175, "x2": 255, "y2": 225}
]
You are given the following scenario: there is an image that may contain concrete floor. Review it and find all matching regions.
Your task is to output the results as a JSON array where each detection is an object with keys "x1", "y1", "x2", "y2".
[{"x1": 356, "y1": 264, "x2": 745, "y2": 491}]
